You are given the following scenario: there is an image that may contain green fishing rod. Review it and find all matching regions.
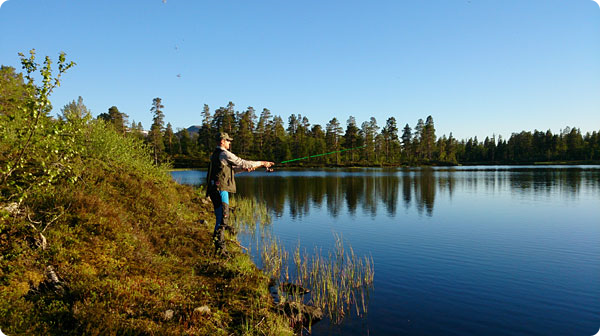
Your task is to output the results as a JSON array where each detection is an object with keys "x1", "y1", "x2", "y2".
[{"x1": 279, "y1": 145, "x2": 366, "y2": 164}]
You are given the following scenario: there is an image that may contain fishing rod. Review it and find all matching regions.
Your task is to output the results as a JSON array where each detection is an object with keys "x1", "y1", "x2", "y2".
[
  {"x1": 239, "y1": 145, "x2": 366, "y2": 173},
  {"x1": 279, "y1": 145, "x2": 366, "y2": 164}
]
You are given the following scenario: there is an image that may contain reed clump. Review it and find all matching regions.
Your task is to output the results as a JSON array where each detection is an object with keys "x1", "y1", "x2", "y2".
[
  {"x1": 291, "y1": 234, "x2": 374, "y2": 324},
  {"x1": 249, "y1": 228, "x2": 374, "y2": 327}
]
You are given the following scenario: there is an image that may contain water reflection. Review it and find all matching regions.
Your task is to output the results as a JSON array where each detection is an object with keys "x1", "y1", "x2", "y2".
[{"x1": 233, "y1": 168, "x2": 600, "y2": 219}]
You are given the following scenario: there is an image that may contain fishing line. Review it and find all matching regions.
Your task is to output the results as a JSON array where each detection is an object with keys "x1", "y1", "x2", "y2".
[{"x1": 279, "y1": 145, "x2": 366, "y2": 164}]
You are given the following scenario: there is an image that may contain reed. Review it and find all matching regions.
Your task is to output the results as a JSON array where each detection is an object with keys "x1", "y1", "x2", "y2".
[
  {"x1": 229, "y1": 197, "x2": 374, "y2": 326},
  {"x1": 259, "y1": 232, "x2": 374, "y2": 326}
]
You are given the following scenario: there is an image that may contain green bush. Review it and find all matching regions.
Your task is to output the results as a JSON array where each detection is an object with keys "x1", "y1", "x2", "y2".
[{"x1": 0, "y1": 51, "x2": 292, "y2": 335}]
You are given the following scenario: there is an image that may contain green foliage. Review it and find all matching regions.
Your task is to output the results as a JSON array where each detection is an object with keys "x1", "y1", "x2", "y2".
[
  {"x1": 456, "y1": 127, "x2": 600, "y2": 164},
  {"x1": 148, "y1": 97, "x2": 166, "y2": 164},
  {"x1": 97, "y1": 105, "x2": 129, "y2": 135},
  {"x1": 59, "y1": 96, "x2": 91, "y2": 122},
  {"x1": 1, "y1": 50, "x2": 76, "y2": 203},
  {"x1": 0, "y1": 52, "x2": 292, "y2": 335}
]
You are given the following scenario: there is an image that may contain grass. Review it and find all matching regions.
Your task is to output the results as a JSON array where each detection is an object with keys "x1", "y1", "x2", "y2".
[
  {"x1": 290, "y1": 234, "x2": 374, "y2": 324},
  {"x1": 0, "y1": 54, "x2": 370, "y2": 333},
  {"x1": 0, "y1": 53, "x2": 294, "y2": 335},
  {"x1": 227, "y1": 198, "x2": 376, "y2": 329},
  {"x1": 0, "y1": 116, "x2": 293, "y2": 334},
  {"x1": 242, "y1": 222, "x2": 375, "y2": 329},
  {"x1": 1, "y1": 166, "x2": 294, "y2": 335}
]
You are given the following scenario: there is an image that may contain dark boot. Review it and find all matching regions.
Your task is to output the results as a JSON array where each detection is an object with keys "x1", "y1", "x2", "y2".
[
  {"x1": 213, "y1": 206, "x2": 226, "y2": 256},
  {"x1": 213, "y1": 225, "x2": 226, "y2": 256},
  {"x1": 221, "y1": 203, "x2": 237, "y2": 235}
]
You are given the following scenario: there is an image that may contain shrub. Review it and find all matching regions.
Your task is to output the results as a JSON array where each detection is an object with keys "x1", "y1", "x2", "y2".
[{"x1": 0, "y1": 51, "x2": 291, "y2": 335}]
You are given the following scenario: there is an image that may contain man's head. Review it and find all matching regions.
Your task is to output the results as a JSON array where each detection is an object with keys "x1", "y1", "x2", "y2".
[{"x1": 218, "y1": 132, "x2": 233, "y2": 149}]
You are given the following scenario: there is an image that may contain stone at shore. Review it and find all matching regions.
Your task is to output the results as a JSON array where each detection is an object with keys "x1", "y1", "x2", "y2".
[
  {"x1": 276, "y1": 301, "x2": 323, "y2": 326},
  {"x1": 163, "y1": 309, "x2": 174, "y2": 321},
  {"x1": 194, "y1": 306, "x2": 211, "y2": 315},
  {"x1": 279, "y1": 282, "x2": 310, "y2": 295}
]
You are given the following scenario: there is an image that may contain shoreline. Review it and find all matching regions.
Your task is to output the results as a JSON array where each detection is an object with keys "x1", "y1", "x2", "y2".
[{"x1": 170, "y1": 161, "x2": 600, "y2": 171}]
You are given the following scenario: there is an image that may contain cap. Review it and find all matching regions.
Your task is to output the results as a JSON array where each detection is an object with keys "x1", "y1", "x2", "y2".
[{"x1": 218, "y1": 132, "x2": 233, "y2": 141}]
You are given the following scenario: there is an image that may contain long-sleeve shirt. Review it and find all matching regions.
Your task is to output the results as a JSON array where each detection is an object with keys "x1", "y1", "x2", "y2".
[{"x1": 216, "y1": 146, "x2": 263, "y2": 173}]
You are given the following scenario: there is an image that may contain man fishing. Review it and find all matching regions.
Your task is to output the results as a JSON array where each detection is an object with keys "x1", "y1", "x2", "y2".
[{"x1": 206, "y1": 132, "x2": 274, "y2": 256}]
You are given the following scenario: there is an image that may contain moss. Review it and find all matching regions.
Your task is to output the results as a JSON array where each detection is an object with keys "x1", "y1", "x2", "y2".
[
  {"x1": 1, "y1": 122, "x2": 291, "y2": 335},
  {"x1": 1, "y1": 169, "x2": 294, "y2": 334},
  {"x1": 0, "y1": 54, "x2": 293, "y2": 333}
]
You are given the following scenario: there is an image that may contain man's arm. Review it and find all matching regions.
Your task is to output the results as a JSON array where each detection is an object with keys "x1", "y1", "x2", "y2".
[{"x1": 221, "y1": 150, "x2": 274, "y2": 172}]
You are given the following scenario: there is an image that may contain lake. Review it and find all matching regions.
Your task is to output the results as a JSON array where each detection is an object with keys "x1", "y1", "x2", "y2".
[{"x1": 171, "y1": 166, "x2": 600, "y2": 336}]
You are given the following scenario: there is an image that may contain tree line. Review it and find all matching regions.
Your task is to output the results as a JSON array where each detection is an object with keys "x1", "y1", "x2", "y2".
[
  {"x1": 76, "y1": 96, "x2": 600, "y2": 167},
  {"x1": 3, "y1": 63, "x2": 595, "y2": 167}
]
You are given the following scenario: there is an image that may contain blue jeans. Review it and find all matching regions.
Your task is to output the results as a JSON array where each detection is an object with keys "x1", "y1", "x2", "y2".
[
  {"x1": 208, "y1": 190, "x2": 229, "y2": 252},
  {"x1": 211, "y1": 190, "x2": 229, "y2": 232}
]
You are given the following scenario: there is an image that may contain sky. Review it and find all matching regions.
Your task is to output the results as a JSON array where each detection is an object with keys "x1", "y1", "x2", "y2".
[{"x1": 1, "y1": 0, "x2": 599, "y2": 141}]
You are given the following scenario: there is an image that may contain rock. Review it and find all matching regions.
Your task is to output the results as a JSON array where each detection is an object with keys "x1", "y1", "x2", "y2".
[
  {"x1": 26, "y1": 266, "x2": 66, "y2": 297},
  {"x1": 1, "y1": 202, "x2": 20, "y2": 215},
  {"x1": 277, "y1": 301, "x2": 323, "y2": 326},
  {"x1": 280, "y1": 282, "x2": 310, "y2": 295},
  {"x1": 44, "y1": 265, "x2": 65, "y2": 295},
  {"x1": 46, "y1": 266, "x2": 60, "y2": 284},
  {"x1": 163, "y1": 309, "x2": 174, "y2": 321},
  {"x1": 194, "y1": 306, "x2": 211, "y2": 315},
  {"x1": 268, "y1": 277, "x2": 277, "y2": 288}
]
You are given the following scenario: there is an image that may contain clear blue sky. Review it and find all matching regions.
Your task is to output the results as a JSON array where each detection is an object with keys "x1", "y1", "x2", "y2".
[{"x1": 1, "y1": 0, "x2": 599, "y2": 140}]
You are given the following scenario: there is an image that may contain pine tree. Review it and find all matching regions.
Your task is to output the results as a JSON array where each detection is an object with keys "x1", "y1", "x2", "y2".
[
  {"x1": 272, "y1": 115, "x2": 289, "y2": 162},
  {"x1": 310, "y1": 124, "x2": 327, "y2": 164},
  {"x1": 164, "y1": 123, "x2": 176, "y2": 155},
  {"x1": 235, "y1": 106, "x2": 256, "y2": 156},
  {"x1": 149, "y1": 97, "x2": 165, "y2": 164},
  {"x1": 255, "y1": 108, "x2": 273, "y2": 157},
  {"x1": 212, "y1": 102, "x2": 236, "y2": 135},
  {"x1": 178, "y1": 128, "x2": 192, "y2": 156},
  {"x1": 198, "y1": 104, "x2": 212, "y2": 154},
  {"x1": 287, "y1": 114, "x2": 301, "y2": 159},
  {"x1": 382, "y1": 117, "x2": 399, "y2": 163},
  {"x1": 343, "y1": 116, "x2": 362, "y2": 162},
  {"x1": 401, "y1": 123, "x2": 412, "y2": 163},
  {"x1": 414, "y1": 118, "x2": 424, "y2": 161},
  {"x1": 362, "y1": 117, "x2": 379, "y2": 162},
  {"x1": 423, "y1": 115, "x2": 436, "y2": 161},
  {"x1": 446, "y1": 133, "x2": 458, "y2": 164},
  {"x1": 436, "y1": 136, "x2": 447, "y2": 162},
  {"x1": 326, "y1": 117, "x2": 343, "y2": 164},
  {"x1": 97, "y1": 106, "x2": 128, "y2": 134}
]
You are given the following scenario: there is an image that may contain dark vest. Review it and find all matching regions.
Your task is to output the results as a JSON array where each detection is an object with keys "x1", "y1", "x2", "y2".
[{"x1": 206, "y1": 148, "x2": 236, "y2": 193}]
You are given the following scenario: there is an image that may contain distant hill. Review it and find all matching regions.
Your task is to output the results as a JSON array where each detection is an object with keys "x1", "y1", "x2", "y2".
[{"x1": 187, "y1": 125, "x2": 201, "y2": 135}]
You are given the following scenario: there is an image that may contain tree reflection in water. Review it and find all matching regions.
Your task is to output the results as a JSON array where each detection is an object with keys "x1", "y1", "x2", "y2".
[{"x1": 234, "y1": 167, "x2": 599, "y2": 219}]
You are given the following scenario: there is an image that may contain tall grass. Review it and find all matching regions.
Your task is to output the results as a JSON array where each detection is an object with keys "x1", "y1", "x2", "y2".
[
  {"x1": 208, "y1": 191, "x2": 375, "y2": 327},
  {"x1": 288, "y1": 234, "x2": 374, "y2": 324},
  {"x1": 234, "y1": 209, "x2": 375, "y2": 326}
]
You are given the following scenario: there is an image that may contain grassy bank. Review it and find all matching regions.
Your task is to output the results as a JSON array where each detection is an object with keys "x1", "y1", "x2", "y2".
[
  {"x1": 0, "y1": 54, "x2": 292, "y2": 335},
  {"x1": 1, "y1": 161, "x2": 292, "y2": 335}
]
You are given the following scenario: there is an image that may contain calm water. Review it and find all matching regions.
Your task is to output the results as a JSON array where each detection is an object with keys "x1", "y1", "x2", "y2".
[{"x1": 171, "y1": 166, "x2": 600, "y2": 336}]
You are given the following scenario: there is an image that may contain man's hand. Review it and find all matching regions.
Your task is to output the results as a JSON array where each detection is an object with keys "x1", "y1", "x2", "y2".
[{"x1": 262, "y1": 161, "x2": 275, "y2": 172}]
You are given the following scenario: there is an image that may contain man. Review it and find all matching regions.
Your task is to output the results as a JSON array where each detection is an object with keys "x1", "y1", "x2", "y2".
[{"x1": 206, "y1": 132, "x2": 274, "y2": 256}]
